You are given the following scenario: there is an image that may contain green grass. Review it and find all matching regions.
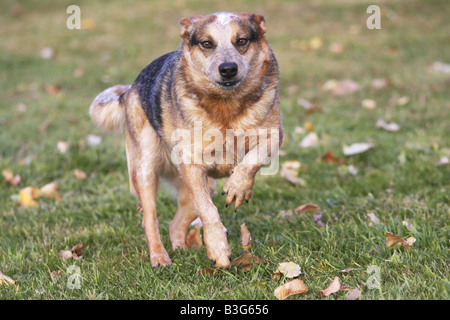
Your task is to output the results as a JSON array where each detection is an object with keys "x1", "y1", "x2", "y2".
[{"x1": 0, "y1": 0, "x2": 449, "y2": 300}]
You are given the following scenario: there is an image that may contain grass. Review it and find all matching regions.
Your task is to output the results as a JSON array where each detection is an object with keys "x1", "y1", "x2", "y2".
[{"x1": 0, "y1": 0, "x2": 449, "y2": 300}]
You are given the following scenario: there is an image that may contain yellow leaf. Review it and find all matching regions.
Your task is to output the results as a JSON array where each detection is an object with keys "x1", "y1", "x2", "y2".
[
  {"x1": 2, "y1": 169, "x2": 21, "y2": 186},
  {"x1": 274, "y1": 279, "x2": 308, "y2": 300},
  {"x1": 38, "y1": 182, "x2": 62, "y2": 201},
  {"x1": 19, "y1": 187, "x2": 39, "y2": 208},
  {"x1": 275, "y1": 262, "x2": 301, "y2": 278}
]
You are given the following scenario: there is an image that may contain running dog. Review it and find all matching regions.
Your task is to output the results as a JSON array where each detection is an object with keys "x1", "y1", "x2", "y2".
[{"x1": 89, "y1": 12, "x2": 283, "y2": 268}]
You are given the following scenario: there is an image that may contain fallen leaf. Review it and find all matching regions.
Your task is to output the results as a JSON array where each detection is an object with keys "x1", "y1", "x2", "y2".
[
  {"x1": 59, "y1": 250, "x2": 73, "y2": 260},
  {"x1": 319, "y1": 151, "x2": 344, "y2": 164},
  {"x1": 45, "y1": 84, "x2": 61, "y2": 95},
  {"x1": 294, "y1": 203, "x2": 320, "y2": 214},
  {"x1": 376, "y1": 119, "x2": 401, "y2": 132},
  {"x1": 343, "y1": 142, "x2": 374, "y2": 156},
  {"x1": 231, "y1": 252, "x2": 267, "y2": 269},
  {"x1": 402, "y1": 220, "x2": 413, "y2": 231},
  {"x1": 435, "y1": 156, "x2": 449, "y2": 166},
  {"x1": 0, "y1": 271, "x2": 15, "y2": 286},
  {"x1": 362, "y1": 99, "x2": 376, "y2": 110},
  {"x1": 396, "y1": 96, "x2": 409, "y2": 106},
  {"x1": 385, "y1": 232, "x2": 414, "y2": 251},
  {"x1": 57, "y1": 141, "x2": 69, "y2": 153},
  {"x1": 313, "y1": 211, "x2": 325, "y2": 226},
  {"x1": 200, "y1": 267, "x2": 222, "y2": 276},
  {"x1": 38, "y1": 182, "x2": 62, "y2": 201},
  {"x1": 240, "y1": 223, "x2": 252, "y2": 251},
  {"x1": 371, "y1": 78, "x2": 389, "y2": 89},
  {"x1": 347, "y1": 288, "x2": 361, "y2": 300},
  {"x1": 323, "y1": 79, "x2": 359, "y2": 96},
  {"x1": 329, "y1": 42, "x2": 345, "y2": 54},
  {"x1": 190, "y1": 216, "x2": 203, "y2": 227},
  {"x1": 275, "y1": 262, "x2": 301, "y2": 278},
  {"x1": 318, "y1": 276, "x2": 341, "y2": 296},
  {"x1": 71, "y1": 243, "x2": 84, "y2": 259},
  {"x1": 274, "y1": 279, "x2": 308, "y2": 300},
  {"x1": 367, "y1": 212, "x2": 380, "y2": 226},
  {"x1": 40, "y1": 47, "x2": 54, "y2": 60},
  {"x1": 87, "y1": 134, "x2": 102, "y2": 146},
  {"x1": 281, "y1": 161, "x2": 306, "y2": 186},
  {"x1": 300, "y1": 132, "x2": 319, "y2": 148},
  {"x1": 186, "y1": 225, "x2": 203, "y2": 250},
  {"x1": 2, "y1": 169, "x2": 21, "y2": 186},
  {"x1": 51, "y1": 270, "x2": 61, "y2": 280},
  {"x1": 74, "y1": 169, "x2": 87, "y2": 180},
  {"x1": 431, "y1": 61, "x2": 450, "y2": 74},
  {"x1": 81, "y1": 18, "x2": 96, "y2": 30},
  {"x1": 19, "y1": 186, "x2": 39, "y2": 208}
]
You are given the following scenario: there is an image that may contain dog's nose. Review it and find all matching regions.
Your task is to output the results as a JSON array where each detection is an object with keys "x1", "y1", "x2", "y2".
[{"x1": 219, "y1": 63, "x2": 238, "y2": 78}]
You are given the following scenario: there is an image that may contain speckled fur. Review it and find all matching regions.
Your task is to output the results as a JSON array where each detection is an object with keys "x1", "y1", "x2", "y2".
[{"x1": 89, "y1": 12, "x2": 283, "y2": 268}]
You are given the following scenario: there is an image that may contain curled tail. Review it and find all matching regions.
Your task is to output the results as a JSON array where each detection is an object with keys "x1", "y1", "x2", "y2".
[{"x1": 89, "y1": 84, "x2": 131, "y2": 132}]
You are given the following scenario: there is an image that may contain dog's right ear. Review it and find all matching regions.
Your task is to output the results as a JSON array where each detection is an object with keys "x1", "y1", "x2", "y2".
[{"x1": 179, "y1": 17, "x2": 196, "y2": 41}]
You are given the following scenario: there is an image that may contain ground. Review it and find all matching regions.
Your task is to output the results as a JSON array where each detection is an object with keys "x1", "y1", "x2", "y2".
[{"x1": 0, "y1": 0, "x2": 448, "y2": 299}]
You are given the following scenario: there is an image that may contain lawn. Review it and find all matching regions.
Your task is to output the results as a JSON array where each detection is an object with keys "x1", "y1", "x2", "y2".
[{"x1": 0, "y1": 0, "x2": 449, "y2": 300}]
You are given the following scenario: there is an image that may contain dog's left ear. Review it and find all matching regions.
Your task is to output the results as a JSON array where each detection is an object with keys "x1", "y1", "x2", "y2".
[{"x1": 242, "y1": 13, "x2": 266, "y2": 36}]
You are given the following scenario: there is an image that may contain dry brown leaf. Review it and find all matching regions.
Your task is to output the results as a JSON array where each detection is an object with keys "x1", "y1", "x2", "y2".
[
  {"x1": 240, "y1": 223, "x2": 252, "y2": 251},
  {"x1": 280, "y1": 161, "x2": 306, "y2": 186},
  {"x1": 300, "y1": 132, "x2": 319, "y2": 148},
  {"x1": 186, "y1": 225, "x2": 203, "y2": 250},
  {"x1": 71, "y1": 243, "x2": 84, "y2": 259},
  {"x1": 231, "y1": 252, "x2": 267, "y2": 269},
  {"x1": 319, "y1": 151, "x2": 344, "y2": 164},
  {"x1": 74, "y1": 169, "x2": 87, "y2": 180},
  {"x1": 2, "y1": 169, "x2": 21, "y2": 186},
  {"x1": 59, "y1": 250, "x2": 72, "y2": 260},
  {"x1": 38, "y1": 182, "x2": 62, "y2": 201},
  {"x1": 0, "y1": 271, "x2": 15, "y2": 286},
  {"x1": 274, "y1": 262, "x2": 302, "y2": 278},
  {"x1": 19, "y1": 186, "x2": 39, "y2": 208},
  {"x1": 294, "y1": 203, "x2": 320, "y2": 214},
  {"x1": 318, "y1": 276, "x2": 341, "y2": 296},
  {"x1": 385, "y1": 232, "x2": 414, "y2": 250},
  {"x1": 347, "y1": 288, "x2": 361, "y2": 300},
  {"x1": 323, "y1": 79, "x2": 360, "y2": 96},
  {"x1": 274, "y1": 279, "x2": 308, "y2": 300},
  {"x1": 45, "y1": 84, "x2": 61, "y2": 95}
]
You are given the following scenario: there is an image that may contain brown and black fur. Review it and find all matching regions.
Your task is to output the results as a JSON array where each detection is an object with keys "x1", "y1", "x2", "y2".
[{"x1": 90, "y1": 12, "x2": 283, "y2": 268}]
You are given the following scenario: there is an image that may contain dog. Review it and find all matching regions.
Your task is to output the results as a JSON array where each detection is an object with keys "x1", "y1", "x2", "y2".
[{"x1": 89, "y1": 12, "x2": 283, "y2": 268}]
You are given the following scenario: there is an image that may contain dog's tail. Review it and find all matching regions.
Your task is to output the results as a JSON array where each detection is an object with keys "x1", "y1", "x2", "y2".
[{"x1": 89, "y1": 84, "x2": 131, "y2": 133}]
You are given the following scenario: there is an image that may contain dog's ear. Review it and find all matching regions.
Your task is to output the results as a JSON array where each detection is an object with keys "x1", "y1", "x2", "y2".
[
  {"x1": 179, "y1": 16, "x2": 201, "y2": 41},
  {"x1": 179, "y1": 17, "x2": 191, "y2": 40},
  {"x1": 241, "y1": 13, "x2": 266, "y2": 36}
]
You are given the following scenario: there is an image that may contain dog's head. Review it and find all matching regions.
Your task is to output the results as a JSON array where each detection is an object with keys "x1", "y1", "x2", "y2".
[{"x1": 179, "y1": 12, "x2": 274, "y2": 97}]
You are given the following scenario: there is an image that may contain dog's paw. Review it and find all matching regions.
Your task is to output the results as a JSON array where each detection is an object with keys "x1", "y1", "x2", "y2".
[
  {"x1": 222, "y1": 169, "x2": 254, "y2": 210},
  {"x1": 150, "y1": 250, "x2": 171, "y2": 268},
  {"x1": 203, "y1": 223, "x2": 231, "y2": 268}
]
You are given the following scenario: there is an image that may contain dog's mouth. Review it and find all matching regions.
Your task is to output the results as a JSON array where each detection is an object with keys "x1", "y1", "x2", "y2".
[{"x1": 216, "y1": 80, "x2": 241, "y2": 90}]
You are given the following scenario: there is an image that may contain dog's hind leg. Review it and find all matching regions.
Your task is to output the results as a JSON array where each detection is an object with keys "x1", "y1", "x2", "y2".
[{"x1": 169, "y1": 179, "x2": 198, "y2": 250}]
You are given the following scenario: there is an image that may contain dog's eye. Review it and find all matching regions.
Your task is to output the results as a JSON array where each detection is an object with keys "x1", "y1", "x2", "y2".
[
  {"x1": 200, "y1": 41, "x2": 213, "y2": 49},
  {"x1": 237, "y1": 38, "x2": 248, "y2": 46}
]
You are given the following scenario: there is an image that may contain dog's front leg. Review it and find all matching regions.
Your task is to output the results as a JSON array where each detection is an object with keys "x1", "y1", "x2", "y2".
[
  {"x1": 223, "y1": 129, "x2": 281, "y2": 210},
  {"x1": 179, "y1": 164, "x2": 231, "y2": 268}
]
